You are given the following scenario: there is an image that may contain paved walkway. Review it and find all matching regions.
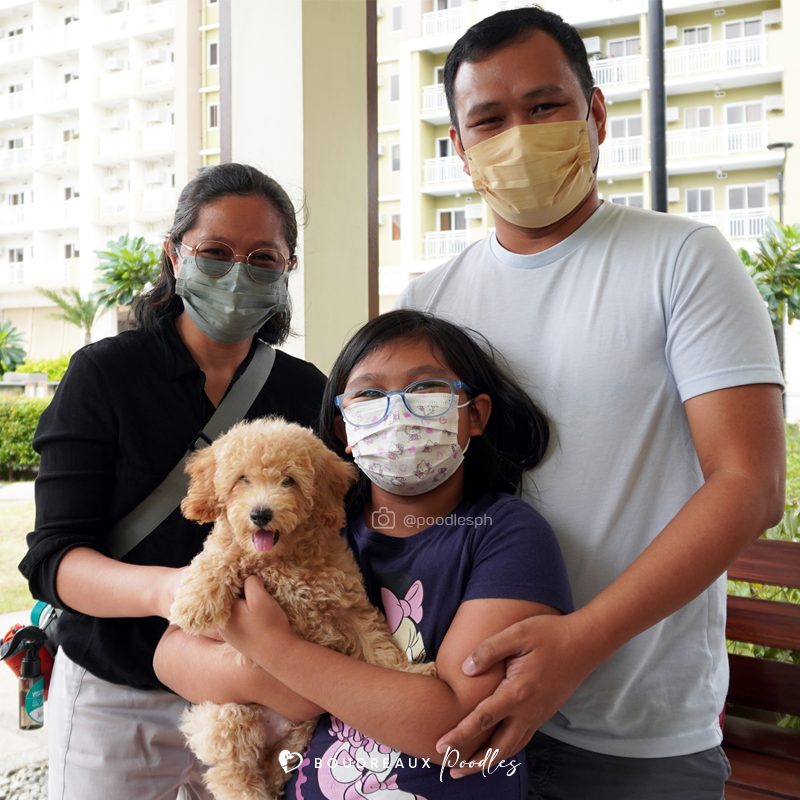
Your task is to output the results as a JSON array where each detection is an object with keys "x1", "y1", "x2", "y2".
[{"x1": 0, "y1": 481, "x2": 35, "y2": 501}]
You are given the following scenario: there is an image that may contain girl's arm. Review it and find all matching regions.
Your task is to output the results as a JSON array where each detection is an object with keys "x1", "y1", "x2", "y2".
[
  {"x1": 222, "y1": 575, "x2": 561, "y2": 764},
  {"x1": 154, "y1": 625, "x2": 323, "y2": 722}
]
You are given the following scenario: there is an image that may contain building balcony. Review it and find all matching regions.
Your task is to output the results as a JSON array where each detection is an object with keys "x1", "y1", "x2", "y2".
[
  {"x1": 98, "y1": 193, "x2": 131, "y2": 219},
  {"x1": 38, "y1": 80, "x2": 81, "y2": 113},
  {"x1": 0, "y1": 147, "x2": 33, "y2": 171},
  {"x1": 664, "y1": 36, "x2": 766, "y2": 80},
  {"x1": 420, "y1": 84, "x2": 449, "y2": 124},
  {"x1": 38, "y1": 141, "x2": 80, "y2": 170},
  {"x1": 36, "y1": 199, "x2": 81, "y2": 230},
  {"x1": 424, "y1": 230, "x2": 470, "y2": 259},
  {"x1": 0, "y1": 33, "x2": 32, "y2": 62},
  {"x1": 681, "y1": 208, "x2": 770, "y2": 241},
  {"x1": 141, "y1": 64, "x2": 174, "y2": 91},
  {"x1": 0, "y1": 92, "x2": 34, "y2": 118},
  {"x1": 2, "y1": 259, "x2": 69, "y2": 286},
  {"x1": 590, "y1": 55, "x2": 644, "y2": 89},
  {"x1": 98, "y1": 72, "x2": 133, "y2": 98},
  {"x1": 141, "y1": 126, "x2": 175, "y2": 153},
  {"x1": 36, "y1": 21, "x2": 82, "y2": 54},
  {"x1": 422, "y1": 7, "x2": 468, "y2": 40},
  {"x1": 599, "y1": 137, "x2": 645, "y2": 169},
  {"x1": 141, "y1": 188, "x2": 176, "y2": 214},
  {"x1": 421, "y1": 156, "x2": 471, "y2": 196},
  {"x1": 0, "y1": 204, "x2": 33, "y2": 231},
  {"x1": 666, "y1": 122, "x2": 768, "y2": 162},
  {"x1": 98, "y1": 132, "x2": 132, "y2": 158},
  {"x1": 96, "y1": 1, "x2": 174, "y2": 42}
]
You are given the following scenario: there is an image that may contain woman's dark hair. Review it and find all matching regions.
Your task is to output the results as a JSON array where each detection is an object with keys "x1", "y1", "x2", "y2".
[
  {"x1": 444, "y1": 6, "x2": 595, "y2": 136},
  {"x1": 320, "y1": 309, "x2": 550, "y2": 516},
  {"x1": 132, "y1": 162, "x2": 299, "y2": 344}
]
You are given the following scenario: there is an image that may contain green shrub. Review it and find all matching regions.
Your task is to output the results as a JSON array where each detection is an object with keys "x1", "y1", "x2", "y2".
[
  {"x1": 0, "y1": 396, "x2": 50, "y2": 480},
  {"x1": 16, "y1": 354, "x2": 71, "y2": 382}
]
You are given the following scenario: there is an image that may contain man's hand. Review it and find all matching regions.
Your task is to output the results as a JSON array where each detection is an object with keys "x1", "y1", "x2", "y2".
[{"x1": 436, "y1": 610, "x2": 602, "y2": 778}]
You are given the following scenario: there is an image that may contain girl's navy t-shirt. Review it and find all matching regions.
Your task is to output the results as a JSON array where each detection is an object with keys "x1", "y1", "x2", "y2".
[{"x1": 285, "y1": 492, "x2": 573, "y2": 800}]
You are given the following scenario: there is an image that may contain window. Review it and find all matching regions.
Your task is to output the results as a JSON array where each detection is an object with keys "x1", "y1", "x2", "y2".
[
  {"x1": 64, "y1": 15, "x2": 79, "y2": 25},
  {"x1": 7, "y1": 28, "x2": 23, "y2": 38},
  {"x1": 9, "y1": 192, "x2": 24, "y2": 206},
  {"x1": 728, "y1": 184, "x2": 765, "y2": 210},
  {"x1": 725, "y1": 102, "x2": 763, "y2": 125},
  {"x1": 389, "y1": 73, "x2": 399, "y2": 103},
  {"x1": 610, "y1": 195, "x2": 644, "y2": 208},
  {"x1": 208, "y1": 40, "x2": 218, "y2": 68},
  {"x1": 9, "y1": 247, "x2": 24, "y2": 261},
  {"x1": 686, "y1": 188, "x2": 713, "y2": 214},
  {"x1": 8, "y1": 83, "x2": 23, "y2": 94},
  {"x1": 8, "y1": 247, "x2": 24, "y2": 283},
  {"x1": 391, "y1": 214, "x2": 401, "y2": 241},
  {"x1": 389, "y1": 4, "x2": 404, "y2": 33},
  {"x1": 609, "y1": 116, "x2": 642, "y2": 139},
  {"x1": 683, "y1": 26, "x2": 710, "y2": 45},
  {"x1": 684, "y1": 107, "x2": 712, "y2": 128},
  {"x1": 390, "y1": 143, "x2": 401, "y2": 172},
  {"x1": 208, "y1": 102, "x2": 219, "y2": 130},
  {"x1": 438, "y1": 209, "x2": 466, "y2": 231},
  {"x1": 8, "y1": 137, "x2": 24, "y2": 150},
  {"x1": 64, "y1": 72, "x2": 79, "y2": 83},
  {"x1": 724, "y1": 18, "x2": 762, "y2": 40},
  {"x1": 65, "y1": 243, "x2": 80, "y2": 258},
  {"x1": 608, "y1": 37, "x2": 639, "y2": 58},
  {"x1": 436, "y1": 137, "x2": 456, "y2": 158},
  {"x1": 434, "y1": 66, "x2": 445, "y2": 85},
  {"x1": 63, "y1": 129, "x2": 79, "y2": 142},
  {"x1": 65, "y1": 186, "x2": 80, "y2": 200},
  {"x1": 208, "y1": 0, "x2": 218, "y2": 5},
  {"x1": 435, "y1": 0, "x2": 464, "y2": 9}
]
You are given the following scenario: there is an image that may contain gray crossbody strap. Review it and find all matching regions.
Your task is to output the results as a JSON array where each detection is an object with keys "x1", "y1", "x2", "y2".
[{"x1": 107, "y1": 341, "x2": 276, "y2": 559}]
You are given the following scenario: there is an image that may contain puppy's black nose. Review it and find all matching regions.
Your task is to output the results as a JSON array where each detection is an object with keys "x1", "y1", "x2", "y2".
[{"x1": 250, "y1": 508, "x2": 273, "y2": 528}]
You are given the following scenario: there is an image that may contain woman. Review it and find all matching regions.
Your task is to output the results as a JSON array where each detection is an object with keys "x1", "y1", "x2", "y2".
[{"x1": 19, "y1": 163, "x2": 326, "y2": 800}]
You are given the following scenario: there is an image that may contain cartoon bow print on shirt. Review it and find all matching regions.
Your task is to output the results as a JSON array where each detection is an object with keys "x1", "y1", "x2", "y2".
[
  {"x1": 363, "y1": 774, "x2": 400, "y2": 794},
  {"x1": 381, "y1": 581, "x2": 424, "y2": 634}
]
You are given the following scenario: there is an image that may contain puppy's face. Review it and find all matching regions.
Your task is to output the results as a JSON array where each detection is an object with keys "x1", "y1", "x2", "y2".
[{"x1": 181, "y1": 418, "x2": 357, "y2": 559}]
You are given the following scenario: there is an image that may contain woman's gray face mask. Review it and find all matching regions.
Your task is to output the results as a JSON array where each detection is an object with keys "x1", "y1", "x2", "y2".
[{"x1": 175, "y1": 255, "x2": 289, "y2": 344}]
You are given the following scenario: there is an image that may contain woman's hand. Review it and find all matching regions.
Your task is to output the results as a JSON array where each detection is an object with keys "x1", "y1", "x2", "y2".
[
  {"x1": 156, "y1": 566, "x2": 188, "y2": 620},
  {"x1": 220, "y1": 575, "x2": 295, "y2": 666},
  {"x1": 435, "y1": 610, "x2": 603, "y2": 777}
]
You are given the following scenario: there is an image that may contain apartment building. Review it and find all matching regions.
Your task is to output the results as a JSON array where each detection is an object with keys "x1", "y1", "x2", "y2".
[
  {"x1": 0, "y1": 0, "x2": 202, "y2": 357},
  {"x1": 376, "y1": 0, "x2": 797, "y2": 310}
]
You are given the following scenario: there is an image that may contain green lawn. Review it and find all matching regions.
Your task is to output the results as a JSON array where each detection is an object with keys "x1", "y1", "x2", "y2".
[{"x1": 0, "y1": 499, "x2": 34, "y2": 614}]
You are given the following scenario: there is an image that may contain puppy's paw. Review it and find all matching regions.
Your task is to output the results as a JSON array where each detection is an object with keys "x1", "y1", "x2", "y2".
[
  {"x1": 170, "y1": 593, "x2": 230, "y2": 635},
  {"x1": 407, "y1": 660, "x2": 437, "y2": 678}
]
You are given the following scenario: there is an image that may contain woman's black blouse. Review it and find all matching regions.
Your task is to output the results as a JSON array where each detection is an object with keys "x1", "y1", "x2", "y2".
[{"x1": 19, "y1": 314, "x2": 326, "y2": 690}]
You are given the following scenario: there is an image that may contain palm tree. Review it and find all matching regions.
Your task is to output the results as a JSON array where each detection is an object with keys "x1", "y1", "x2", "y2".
[
  {"x1": 36, "y1": 287, "x2": 103, "y2": 346},
  {"x1": 93, "y1": 233, "x2": 162, "y2": 309},
  {"x1": 0, "y1": 319, "x2": 26, "y2": 376},
  {"x1": 740, "y1": 219, "x2": 800, "y2": 414}
]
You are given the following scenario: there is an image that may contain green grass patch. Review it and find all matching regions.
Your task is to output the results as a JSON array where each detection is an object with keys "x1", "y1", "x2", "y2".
[{"x1": 0, "y1": 499, "x2": 35, "y2": 614}]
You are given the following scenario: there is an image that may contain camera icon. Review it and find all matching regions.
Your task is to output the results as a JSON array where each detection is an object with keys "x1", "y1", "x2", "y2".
[{"x1": 372, "y1": 507, "x2": 395, "y2": 529}]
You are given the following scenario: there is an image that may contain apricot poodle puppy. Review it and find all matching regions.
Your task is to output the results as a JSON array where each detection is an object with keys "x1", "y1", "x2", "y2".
[{"x1": 170, "y1": 417, "x2": 435, "y2": 800}]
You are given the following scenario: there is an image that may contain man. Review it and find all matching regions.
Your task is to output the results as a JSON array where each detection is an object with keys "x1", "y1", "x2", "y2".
[{"x1": 395, "y1": 7, "x2": 785, "y2": 798}]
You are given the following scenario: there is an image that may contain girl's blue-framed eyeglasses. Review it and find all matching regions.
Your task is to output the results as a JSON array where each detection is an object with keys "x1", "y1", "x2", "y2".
[{"x1": 335, "y1": 378, "x2": 473, "y2": 428}]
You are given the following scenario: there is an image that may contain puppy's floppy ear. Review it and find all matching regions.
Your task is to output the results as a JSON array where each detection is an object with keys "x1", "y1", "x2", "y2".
[
  {"x1": 313, "y1": 445, "x2": 358, "y2": 531},
  {"x1": 180, "y1": 445, "x2": 220, "y2": 523}
]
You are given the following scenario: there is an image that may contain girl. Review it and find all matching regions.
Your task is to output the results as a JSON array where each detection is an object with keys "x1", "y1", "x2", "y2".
[{"x1": 202, "y1": 309, "x2": 574, "y2": 799}]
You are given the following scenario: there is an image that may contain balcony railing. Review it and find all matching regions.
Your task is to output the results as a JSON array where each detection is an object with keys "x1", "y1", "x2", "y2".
[
  {"x1": 141, "y1": 64, "x2": 174, "y2": 90},
  {"x1": 667, "y1": 122, "x2": 767, "y2": 160},
  {"x1": 421, "y1": 84, "x2": 447, "y2": 114},
  {"x1": 142, "y1": 188, "x2": 176, "y2": 213},
  {"x1": 99, "y1": 71, "x2": 132, "y2": 97},
  {"x1": 0, "y1": 147, "x2": 33, "y2": 171},
  {"x1": 682, "y1": 208, "x2": 769, "y2": 240},
  {"x1": 599, "y1": 136, "x2": 644, "y2": 168},
  {"x1": 98, "y1": 132, "x2": 132, "y2": 157},
  {"x1": 590, "y1": 55, "x2": 643, "y2": 87},
  {"x1": 424, "y1": 156, "x2": 467, "y2": 185},
  {"x1": 2, "y1": 260, "x2": 68, "y2": 285},
  {"x1": 36, "y1": 199, "x2": 81, "y2": 228},
  {"x1": 664, "y1": 36, "x2": 766, "y2": 78},
  {"x1": 99, "y1": 1, "x2": 174, "y2": 40},
  {"x1": 424, "y1": 230, "x2": 470, "y2": 259},
  {"x1": 0, "y1": 91, "x2": 34, "y2": 117},
  {"x1": 38, "y1": 81, "x2": 81, "y2": 111},
  {"x1": 0, "y1": 33, "x2": 32, "y2": 61},
  {"x1": 141, "y1": 126, "x2": 175, "y2": 151},
  {"x1": 0, "y1": 205, "x2": 33, "y2": 228},
  {"x1": 422, "y1": 7, "x2": 467, "y2": 38},
  {"x1": 38, "y1": 142, "x2": 78, "y2": 167},
  {"x1": 99, "y1": 194, "x2": 131, "y2": 218},
  {"x1": 37, "y1": 21, "x2": 82, "y2": 52}
]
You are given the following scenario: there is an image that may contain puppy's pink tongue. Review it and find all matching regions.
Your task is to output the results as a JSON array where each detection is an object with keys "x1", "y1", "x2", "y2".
[{"x1": 253, "y1": 530, "x2": 276, "y2": 552}]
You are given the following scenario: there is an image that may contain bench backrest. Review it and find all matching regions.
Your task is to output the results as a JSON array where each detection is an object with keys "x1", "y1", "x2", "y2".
[{"x1": 726, "y1": 538, "x2": 800, "y2": 717}]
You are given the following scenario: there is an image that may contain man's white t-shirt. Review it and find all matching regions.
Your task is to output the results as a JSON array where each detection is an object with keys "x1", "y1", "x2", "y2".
[{"x1": 395, "y1": 201, "x2": 783, "y2": 758}]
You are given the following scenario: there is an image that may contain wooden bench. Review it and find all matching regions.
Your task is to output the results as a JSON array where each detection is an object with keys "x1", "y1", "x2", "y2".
[{"x1": 724, "y1": 538, "x2": 800, "y2": 799}]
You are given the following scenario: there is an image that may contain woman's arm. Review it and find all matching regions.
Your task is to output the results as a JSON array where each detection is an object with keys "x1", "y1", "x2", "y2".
[
  {"x1": 154, "y1": 625, "x2": 323, "y2": 722},
  {"x1": 222, "y1": 575, "x2": 560, "y2": 763}
]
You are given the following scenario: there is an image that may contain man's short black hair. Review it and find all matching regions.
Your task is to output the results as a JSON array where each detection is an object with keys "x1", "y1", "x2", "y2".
[{"x1": 444, "y1": 6, "x2": 595, "y2": 136}]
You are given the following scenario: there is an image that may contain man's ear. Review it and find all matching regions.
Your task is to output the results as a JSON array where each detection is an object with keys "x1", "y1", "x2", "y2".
[
  {"x1": 468, "y1": 393, "x2": 492, "y2": 437},
  {"x1": 450, "y1": 126, "x2": 470, "y2": 176},
  {"x1": 590, "y1": 87, "x2": 608, "y2": 146}
]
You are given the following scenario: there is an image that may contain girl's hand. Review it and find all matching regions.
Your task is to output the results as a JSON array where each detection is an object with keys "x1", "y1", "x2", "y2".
[
  {"x1": 221, "y1": 575, "x2": 295, "y2": 665},
  {"x1": 157, "y1": 566, "x2": 188, "y2": 620}
]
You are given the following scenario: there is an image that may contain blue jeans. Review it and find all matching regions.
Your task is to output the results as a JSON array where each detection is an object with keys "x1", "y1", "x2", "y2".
[{"x1": 526, "y1": 731, "x2": 730, "y2": 800}]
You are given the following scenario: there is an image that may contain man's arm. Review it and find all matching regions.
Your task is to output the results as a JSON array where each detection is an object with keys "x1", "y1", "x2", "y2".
[{"x1": 436, "y1": 383, "x2": 785, "y2": 776}]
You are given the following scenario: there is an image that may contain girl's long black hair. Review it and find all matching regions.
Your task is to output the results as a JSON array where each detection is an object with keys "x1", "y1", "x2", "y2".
[{"x1": 320, "y1": 309, "x2": 550, "y2": 517}]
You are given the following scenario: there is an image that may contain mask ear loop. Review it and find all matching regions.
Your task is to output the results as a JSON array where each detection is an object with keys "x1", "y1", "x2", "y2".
[
  {"x1": 585, "y1": 88, "x2": 600, "y2": 175},
  {"x1": 456, "y1": 396, "x2": 473, "y2": 455}
]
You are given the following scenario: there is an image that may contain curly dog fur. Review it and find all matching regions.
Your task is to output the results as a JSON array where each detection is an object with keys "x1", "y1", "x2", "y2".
[{"x1": 170, "y1": 417, "x2": 436, "y2": 800}]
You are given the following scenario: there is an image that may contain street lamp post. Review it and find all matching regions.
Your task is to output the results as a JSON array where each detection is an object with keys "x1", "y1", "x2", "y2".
[{"x1": 766, "y1": 141, "x2": 794, "y2": 224}]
